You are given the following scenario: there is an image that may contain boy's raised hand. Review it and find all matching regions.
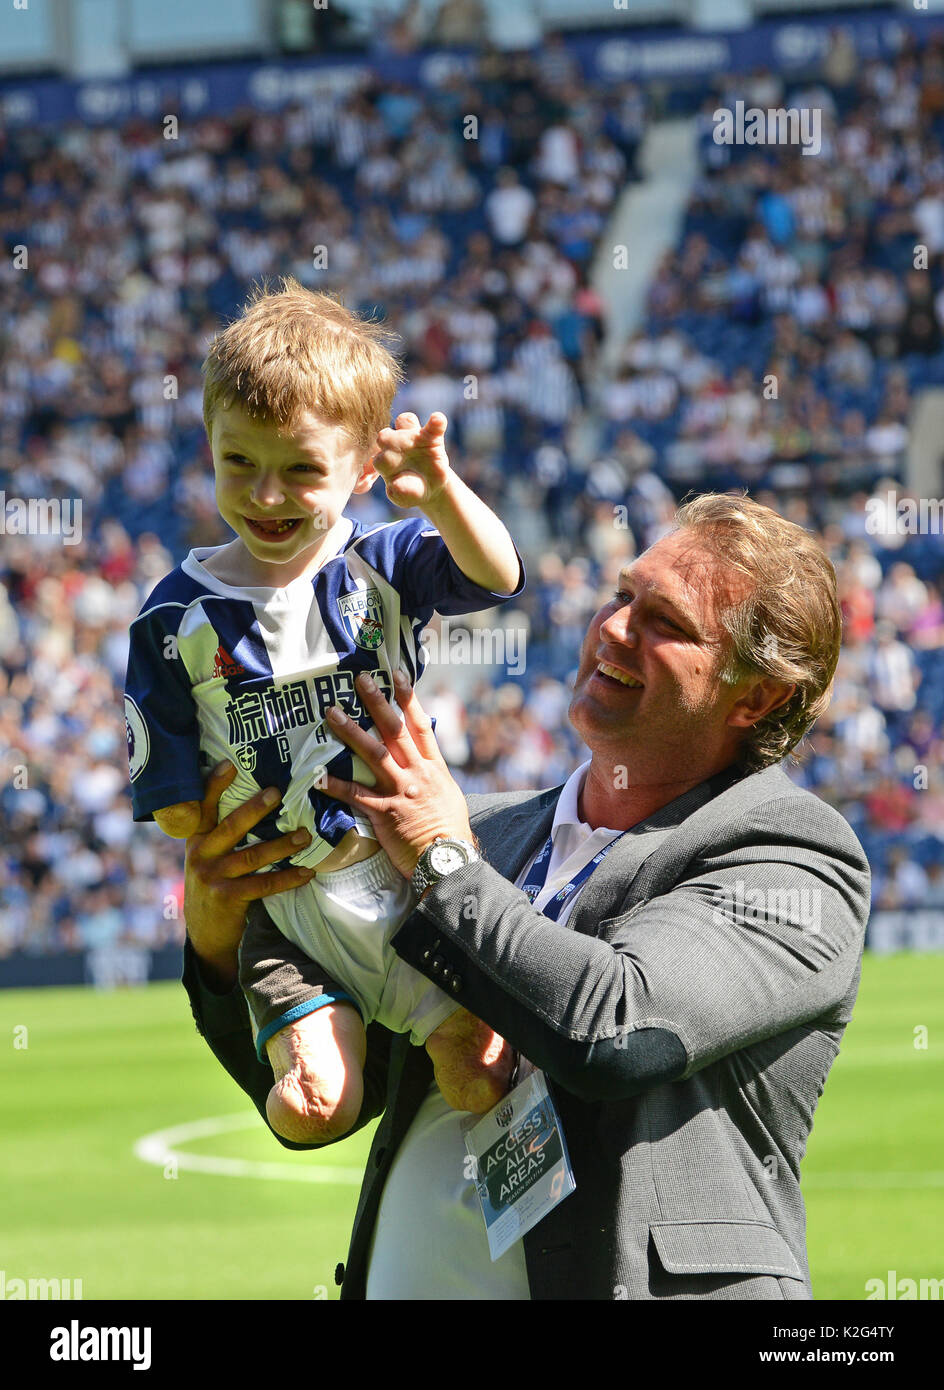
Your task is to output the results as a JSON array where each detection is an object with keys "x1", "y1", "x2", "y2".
[{"x1": 373, "y1": 412, "x2": 452, "y2": 510}]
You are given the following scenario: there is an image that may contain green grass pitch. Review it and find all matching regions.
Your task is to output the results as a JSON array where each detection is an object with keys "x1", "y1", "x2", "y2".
[{"x1": 1, "y1": 952, "x2": 941, "y2": 1300}]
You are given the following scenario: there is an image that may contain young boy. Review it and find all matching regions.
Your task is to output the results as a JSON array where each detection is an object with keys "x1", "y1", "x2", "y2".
[{"x1": 125, "y1": 278, "x2": 524, "y2": 1143}]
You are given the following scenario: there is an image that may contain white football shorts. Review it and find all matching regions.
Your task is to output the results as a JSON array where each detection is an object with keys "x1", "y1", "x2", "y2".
[{"x1": 263, "y1": 848, "x2": 457, "y2": 1045}]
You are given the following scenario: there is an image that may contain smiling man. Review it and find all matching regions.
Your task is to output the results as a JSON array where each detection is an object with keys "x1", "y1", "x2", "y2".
[
  {"x1": 182, "y1": 492, "x2": 870, "y2": 1301},
  {"x1": 566, "y1": 525, "x2": 792, "y2": 831}
]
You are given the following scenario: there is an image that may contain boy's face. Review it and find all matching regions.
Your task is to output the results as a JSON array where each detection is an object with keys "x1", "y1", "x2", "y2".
[{"x1": 210, "y1": 402, "x2": 378, "y2": 583}]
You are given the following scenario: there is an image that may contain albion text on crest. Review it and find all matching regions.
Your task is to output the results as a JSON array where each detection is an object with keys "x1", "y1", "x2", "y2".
[{"x1": 338, "y1": 587, "x2": 385, "y2": 650}]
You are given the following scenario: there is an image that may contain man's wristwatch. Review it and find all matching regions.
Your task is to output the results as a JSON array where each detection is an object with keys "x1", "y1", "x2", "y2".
[{"x1": 410, "y1": 836, "x2": 480, "y2": 897}]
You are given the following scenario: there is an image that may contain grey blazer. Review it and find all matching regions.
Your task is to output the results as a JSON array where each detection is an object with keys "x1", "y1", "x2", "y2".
[
  {"x1": 182, "y1": 761, "x2": 870, "y2": 1300},
  {"x1": 338, "y1": 762, "x2": 870, "y2": 1300}
]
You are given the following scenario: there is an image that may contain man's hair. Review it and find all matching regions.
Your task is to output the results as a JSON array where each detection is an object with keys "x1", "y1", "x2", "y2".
[
  {"x1": 674, "y1": 492, "x2": 842, "y2": 772},
  {"x1": 201, "y1": 276, "x2": 403, "y2": 455}
]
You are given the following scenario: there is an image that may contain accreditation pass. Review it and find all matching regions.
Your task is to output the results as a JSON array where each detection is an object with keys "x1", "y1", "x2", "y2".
[{"x1": 462, "y1": 1066, "x2": 575, "y2": 1262}]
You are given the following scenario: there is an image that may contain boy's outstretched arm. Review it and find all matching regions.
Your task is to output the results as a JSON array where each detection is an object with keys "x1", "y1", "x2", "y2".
[{"x1": 373, "y1": 412, "x2": 521, "y2": 595}]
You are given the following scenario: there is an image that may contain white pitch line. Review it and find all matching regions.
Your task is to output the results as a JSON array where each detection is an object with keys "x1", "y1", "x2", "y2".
[
  {"x1": 133, "y1": 1111, "x2": 362, "y2": 1185},
  {"x1": 134, "y1": 1114, "x2": 944, "y2": 1192}
]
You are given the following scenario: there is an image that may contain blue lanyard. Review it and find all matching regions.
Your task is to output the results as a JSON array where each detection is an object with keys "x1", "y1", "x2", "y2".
[{"x1": 521, "y1": 830, "x2": 628, "y2": 922}]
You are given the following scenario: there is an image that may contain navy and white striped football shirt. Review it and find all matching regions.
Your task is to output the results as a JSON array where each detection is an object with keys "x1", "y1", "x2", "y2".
[{"x1": 125, "y1": 516, "x2": 523, "y2": 870}]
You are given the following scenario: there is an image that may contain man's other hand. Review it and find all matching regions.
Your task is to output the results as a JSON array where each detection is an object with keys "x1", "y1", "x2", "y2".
[{"x1": 184, "y1": 762, "x2": 313, "y2": 992}]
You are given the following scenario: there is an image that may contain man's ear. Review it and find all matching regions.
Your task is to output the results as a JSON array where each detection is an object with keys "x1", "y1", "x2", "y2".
[
  {"x1": 352, "y1": 451, "x2": 380, "y2": 494},
  {"x1": 727, "y1": 676, "x2": 796, "y2": 729}
]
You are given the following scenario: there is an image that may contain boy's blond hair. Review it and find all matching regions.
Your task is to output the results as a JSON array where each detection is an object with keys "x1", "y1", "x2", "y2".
[{"x1": 202, "y1": 276, "x2": 404, "y2": 456}]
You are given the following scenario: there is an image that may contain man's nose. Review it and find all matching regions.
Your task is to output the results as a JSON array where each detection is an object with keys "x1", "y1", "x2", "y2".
[{"x1": 599, "y1": 604, "x2": 638, "y2": 646}]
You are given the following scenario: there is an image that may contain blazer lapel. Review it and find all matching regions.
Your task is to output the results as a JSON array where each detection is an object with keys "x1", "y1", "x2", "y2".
[
  {"x1": 473, "y1": 788, "x2": 560, "y2": 886},
  {"x1": 567, "y1": 826, "x2": 676, "y2": 932},
  {"x1": 566, "y1": 769, "x2": 742, "y2": 934},
  {"x1": 470, "y1": 768, "x2": 742, "y2": 938},
  {"x1": 471, "y1": 785, "x2": 680, "y2": 934}
]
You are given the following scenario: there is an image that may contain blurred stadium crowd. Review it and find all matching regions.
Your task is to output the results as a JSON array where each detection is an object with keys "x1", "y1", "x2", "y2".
[{"x1": 1, "y1": 34, "x2": 943, "y2": 960}]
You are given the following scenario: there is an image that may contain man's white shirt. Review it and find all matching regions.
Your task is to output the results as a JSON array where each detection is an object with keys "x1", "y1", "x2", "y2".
[{"x1": 365, "y1": 760, "x2": 627, "y2": 1300}]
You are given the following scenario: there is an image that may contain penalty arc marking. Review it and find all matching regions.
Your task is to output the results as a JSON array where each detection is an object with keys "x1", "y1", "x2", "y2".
[
  {"x1": 133, "y1": 1111, "x2": 363, "y2": 1184},
  {"x1": 130, "y1": 1114, "x2": 944, "y2": 1189}
]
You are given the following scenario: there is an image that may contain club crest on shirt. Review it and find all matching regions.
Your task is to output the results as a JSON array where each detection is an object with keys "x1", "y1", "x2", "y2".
[
  {"x1": 338, "y1": 588, "x2": 385, "y2": 650},
  {"x1": 234, "y1": 744, "x2": 257, "y2": 772},
  {"x1": 124, "y1": 695, "x2": 150, "y2": 782}
]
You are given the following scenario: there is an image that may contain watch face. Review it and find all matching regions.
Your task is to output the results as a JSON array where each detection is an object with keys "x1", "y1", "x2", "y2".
[{"x1": 429, "y1": 842, "x2": 468, "y2": 876}]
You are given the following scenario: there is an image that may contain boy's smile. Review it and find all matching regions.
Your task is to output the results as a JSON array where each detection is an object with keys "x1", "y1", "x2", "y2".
[{"x1": 210, "y1": 402, "x2": 378, "y2": 585}]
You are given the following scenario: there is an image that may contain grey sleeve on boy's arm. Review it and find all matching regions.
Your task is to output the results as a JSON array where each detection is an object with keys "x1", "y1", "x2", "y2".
[
  {"x1": 181, "y1": 935, "x2": 390, "y2": 1149},
  {"x1": 239, "y1": 901, "x2": 361, "y2": 1058}
]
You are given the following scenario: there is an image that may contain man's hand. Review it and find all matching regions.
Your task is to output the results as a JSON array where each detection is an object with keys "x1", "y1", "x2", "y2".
[
  {"x1": 184, "y1": 762, "x2": 313, "y2": 992},
  {"x1": 323, "y1": 671, "x2": 474, "y2": 881},
  {"x1": 373, "y1": 412, "x2": 453, "y2": 511}
]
